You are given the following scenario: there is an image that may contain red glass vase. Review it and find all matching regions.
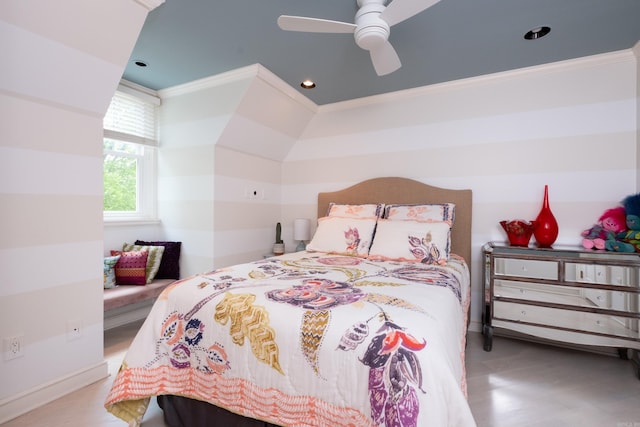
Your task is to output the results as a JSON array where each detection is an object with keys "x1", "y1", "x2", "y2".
[{"x1": 533, "y1": 185, "x2": 559, "y2": 247}]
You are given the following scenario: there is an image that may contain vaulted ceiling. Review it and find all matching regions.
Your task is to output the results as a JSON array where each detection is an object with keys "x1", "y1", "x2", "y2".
[{"x1": 123, "y1": 0, "x2": 640, "y2": 105}]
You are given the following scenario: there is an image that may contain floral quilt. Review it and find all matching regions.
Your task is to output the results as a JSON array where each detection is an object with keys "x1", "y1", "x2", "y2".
[{"x1": 105, "y1": 251, "x2": 476, "y2": 427}]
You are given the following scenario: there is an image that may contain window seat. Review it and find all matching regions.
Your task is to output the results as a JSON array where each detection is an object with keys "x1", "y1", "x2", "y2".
[{"x1": 104, "y1": 279, "x2": 174, "y2": 330}]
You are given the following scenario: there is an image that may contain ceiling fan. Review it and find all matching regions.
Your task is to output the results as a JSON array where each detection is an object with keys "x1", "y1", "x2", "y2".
[{"x1": 277, "y1": 0, "x2": 440, "y2": 76}]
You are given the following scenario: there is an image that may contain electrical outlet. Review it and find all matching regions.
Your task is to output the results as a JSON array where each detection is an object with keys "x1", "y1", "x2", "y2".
[
  {"x1": 245, "y1": 188, "x2": 262, "y2": 200},
  {"x1": 245, "y1": 188, "x2": 257, "y2": 199},
  {"x1": 67, "y1": 320, "x2": 82, "y2": 341},
  {"x1": 3, "y1": 335, "x2": 24, "y2": 361}
]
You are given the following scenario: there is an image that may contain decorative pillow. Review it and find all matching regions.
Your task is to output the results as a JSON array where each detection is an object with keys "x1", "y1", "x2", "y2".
[
  {"x1": 327, "y1": 203, "x2": 384, "y2": 219},
  {"x1": 368, "y1": 219, "x2": 451, "y2": 264},
  {"x1": 103, "y1": 255, "x2": 120, "y2": 289},
  {"x1": 135, "y1": 240, "x2": 181, "y2": 279},
  {"x1": 122, "y1": 243, "x2": 165, "y2": 283},
  {"x1": 307, "y1": 216, "x2": 378, "y2": 257},
  {"x1": 384, "y1": 203, "x2": 455, "y2": 224},
  {"x1": 110, "y1": 250, "x2": 148, "y2": 285}
]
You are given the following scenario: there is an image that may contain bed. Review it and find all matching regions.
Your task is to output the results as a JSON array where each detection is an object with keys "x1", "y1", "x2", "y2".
[{"x1": 105, "y1": 177, "x2": 475, "y2": 427}]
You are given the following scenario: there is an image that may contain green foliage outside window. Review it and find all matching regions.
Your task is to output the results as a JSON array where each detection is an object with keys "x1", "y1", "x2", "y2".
[{"x1": 103, "y1": 139, "x2": 139, "y2": 212}]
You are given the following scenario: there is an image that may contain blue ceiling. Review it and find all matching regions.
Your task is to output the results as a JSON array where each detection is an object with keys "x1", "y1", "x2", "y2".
[{"x1": 123, "y1": 0, "x2": 640, "y2": 105}]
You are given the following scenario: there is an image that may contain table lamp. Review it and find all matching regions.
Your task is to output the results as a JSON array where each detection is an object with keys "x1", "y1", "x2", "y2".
[{"x1": 293, "y1": 218, "x2": 310, "y2": 252}]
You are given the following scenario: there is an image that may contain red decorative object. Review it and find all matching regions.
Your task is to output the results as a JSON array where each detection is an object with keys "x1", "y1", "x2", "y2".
[
  {"x1": 534, "y1": 185, "x2": 559, "y2": 247},
  {"x1": 500, "y1": 220, "x2": 536, "y2": 246}
]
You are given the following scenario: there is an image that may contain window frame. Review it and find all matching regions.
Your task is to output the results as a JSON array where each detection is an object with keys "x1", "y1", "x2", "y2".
[{"x1": 103, "y1": 81, "x2": 160, "y2": 224}]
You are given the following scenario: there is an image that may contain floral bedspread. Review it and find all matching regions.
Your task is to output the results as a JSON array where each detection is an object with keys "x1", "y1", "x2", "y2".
[{"x1": 105, "y1": 251, "x2": 476, "y2": 427}]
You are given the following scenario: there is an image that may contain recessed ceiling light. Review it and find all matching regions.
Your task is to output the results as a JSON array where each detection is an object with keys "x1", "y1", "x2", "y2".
[
  {"x1": 524, "y1": 26, "x2": 551, "y2": 40},
  {"x1": 300, "y1": 80, "x2": 316, "y2": 89},
  {"x1": 134, "y1": 60, "x2": 148, "y2": 67}
]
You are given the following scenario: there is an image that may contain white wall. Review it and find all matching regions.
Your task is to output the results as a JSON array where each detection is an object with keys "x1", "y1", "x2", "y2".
[
  {"x1": 6, "y1": 2, "x2": 634, "y2": 422},
  {"x1": 0, "y1": 0, "x2": 160, "y2": 422},
  {"x1": 107, "y1": 47, "x2": 637, "y2": 332},
  {"x1": 282, "y1": 50, "x2": 639, "y2": 330},
  {"x1": 635, "y1": 42, "x2": 640, "y2": 189},
  {"x1": 157, "y1": 65, "x2": 315, "y2": 275}
]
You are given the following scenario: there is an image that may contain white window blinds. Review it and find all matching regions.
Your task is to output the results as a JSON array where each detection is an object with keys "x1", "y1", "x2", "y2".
[{"x1": 103, "y1": 83, "x2": 160, "y2": 147}]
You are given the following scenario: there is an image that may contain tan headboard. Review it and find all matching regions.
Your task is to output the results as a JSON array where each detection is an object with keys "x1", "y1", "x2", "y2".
[{"x1": 317, "y1": 177, "x2": 473, "y2": 272}]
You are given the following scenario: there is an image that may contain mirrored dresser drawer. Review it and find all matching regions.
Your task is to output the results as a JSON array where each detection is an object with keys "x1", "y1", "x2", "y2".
[{"x1": 482, "y1": 242, "x2": 640, "y2": 379}]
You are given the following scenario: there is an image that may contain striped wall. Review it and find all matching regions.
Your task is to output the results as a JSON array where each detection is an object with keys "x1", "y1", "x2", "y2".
[
  {"x1": 8, "y1": 1, "x2": 633, "y2": 422},
  {"x1": 113, "y1": 45, "x2": 638, "y2": 335},
  {"x1": 636, "y1": 42, "x2": 640, "y2": 190},
  {"x1": 157, "y1": 66, "x2": 315, "y2": 275},
  {"x1": 0, "y1": 1, "x2": 159, "y2": 422},
  {"x1": 150, "y1": 46, "x2": 638, "y2": 330},
  {"x1": 282, "y1": 49, "x2": 639, "y2": 330}
]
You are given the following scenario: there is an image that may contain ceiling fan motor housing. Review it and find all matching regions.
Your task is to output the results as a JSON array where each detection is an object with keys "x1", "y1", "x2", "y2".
[{"x1": 354, "y1": 1, "x2": 390, "y2": 51}]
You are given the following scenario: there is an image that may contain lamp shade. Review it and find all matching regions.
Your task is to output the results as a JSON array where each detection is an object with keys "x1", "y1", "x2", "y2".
[{"x1": 293, "y1": 218, "x2": 311, "y2": 241}]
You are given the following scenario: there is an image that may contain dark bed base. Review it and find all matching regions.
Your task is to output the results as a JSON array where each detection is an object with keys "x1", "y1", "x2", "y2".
[{"x1": 157, "y1": 395, "x2": 281, "y2": 427}]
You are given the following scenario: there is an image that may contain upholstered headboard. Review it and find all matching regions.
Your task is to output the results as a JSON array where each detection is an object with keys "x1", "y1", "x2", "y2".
[{"x1": 317, "y1": 177, "x2": 473, "y2": 270}]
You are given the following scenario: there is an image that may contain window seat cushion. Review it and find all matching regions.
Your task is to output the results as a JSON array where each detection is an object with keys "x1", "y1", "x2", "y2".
[{"x1": 104, "y1": 279, "x2": 174, "y2": 312}]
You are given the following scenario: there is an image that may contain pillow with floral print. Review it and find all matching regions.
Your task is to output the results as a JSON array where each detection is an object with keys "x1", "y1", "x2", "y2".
[
  {"x1": 307, "y1": 216, "x2": 378, "y2": 257},
  {"x1": 368, "y1": 219, "x2": 451, "y2": 264},
  {"x1": 103, "y1": 255, "x2": 120, "y2": 289},
  {"x1": 384, "y1": 203, "x2": 455, "y2": 224},
  {"x1": 327, "y1": 203, "x2": 384, "y2": 219}
]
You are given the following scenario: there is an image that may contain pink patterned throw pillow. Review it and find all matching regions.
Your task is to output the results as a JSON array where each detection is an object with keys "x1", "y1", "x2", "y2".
[{"x1": 111, "y1": 250, "x2": 148, "y2": 285}]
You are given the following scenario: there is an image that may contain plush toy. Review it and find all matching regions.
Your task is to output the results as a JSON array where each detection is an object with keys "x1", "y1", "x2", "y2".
[
  {"x1": 606, "y1": 193, "x2": 640, "y2": 252},
  {"x1": 581, "y1": 206, "x2": 626, "y2": 250}
]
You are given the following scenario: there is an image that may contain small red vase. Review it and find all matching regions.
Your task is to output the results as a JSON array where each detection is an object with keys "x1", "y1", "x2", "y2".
[{"x1": 534, "y1": 185, "x2": 559, "y2": 247}]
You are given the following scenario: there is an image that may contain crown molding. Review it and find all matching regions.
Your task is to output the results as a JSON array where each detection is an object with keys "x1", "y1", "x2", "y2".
[
  {"x1": 253, "y1": 64, "x2": 317, "y2": 113},
  {"x1": 158, "y1": 63, "x2": 317, "y2": 113},
  {"x1": 319, "y1": 48, "x2": 637, "y2": 113},
  {"x1": 134, "y1": 0, "x2": 165, "y2": 11},
  {"x1": 157, "y1": 64, "x2": 262, "y2": 98},
  {"x1": 157, "y1": 48, "x2": 635, "y2": 116}
]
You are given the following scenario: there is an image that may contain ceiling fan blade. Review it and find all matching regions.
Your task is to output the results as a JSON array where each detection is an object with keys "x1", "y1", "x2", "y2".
[
  {"x1": 380, "y1": 0, "x2": 441, "y2": 27},
  {"x1": 369, "y1": 41, "x2": 401, "y2": 76},
  {"x1": 277, "y1": 15, "x2": 356, "y2": 33}
]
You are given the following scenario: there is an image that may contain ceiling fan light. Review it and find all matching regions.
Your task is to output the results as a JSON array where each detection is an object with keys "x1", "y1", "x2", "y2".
[{"x1": 355, "y1": 25, "x2": 389, "y2": 51}]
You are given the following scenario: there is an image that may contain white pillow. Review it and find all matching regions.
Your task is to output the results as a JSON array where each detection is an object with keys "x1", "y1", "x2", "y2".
[
  {"x1": 307, "y1": 216, "x2": 378, "y2": 257},
  {"x1": 368, "y1": 219, "x2": 451, "y2": 264}
]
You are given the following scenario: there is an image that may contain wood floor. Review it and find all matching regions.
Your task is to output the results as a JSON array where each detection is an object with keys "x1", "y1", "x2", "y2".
[{"x1": 3, "y1": 321, "x2": 640, "y2": 427}]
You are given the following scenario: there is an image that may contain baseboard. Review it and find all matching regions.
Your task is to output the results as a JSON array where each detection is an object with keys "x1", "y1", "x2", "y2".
[
  {"x1": 104, "y1": 300, "x2": 154, "y2": 330},
  {"x1": 488, "y1": 328, "x2": 622, "y2": 358},
  {"x1": 0, "y1": 361, "x2": 108, "y2": 424},
  {"x1": 468, "y1": 320, "x2": 481, "y2": 333}
]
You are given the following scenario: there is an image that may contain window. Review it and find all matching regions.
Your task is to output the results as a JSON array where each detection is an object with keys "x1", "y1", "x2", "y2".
[{"x1": 103, "y1": 81, "x2": 160, "y2": 222}]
